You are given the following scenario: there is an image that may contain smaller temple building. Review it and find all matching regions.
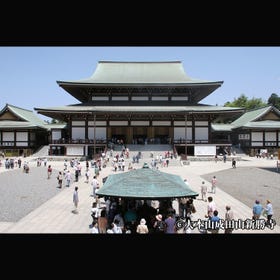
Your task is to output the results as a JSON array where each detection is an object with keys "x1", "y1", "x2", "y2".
[
  {"x1": 0, "y1": 104, "x2": 49, "y2": 157},
  {"x1": 212, "y1": 105, "x2": 280, "y2": 157}
]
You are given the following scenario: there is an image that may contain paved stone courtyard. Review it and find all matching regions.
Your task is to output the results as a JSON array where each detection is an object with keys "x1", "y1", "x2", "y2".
[{"x1": 0, "y1": 154, "x2": 279, "y2": 234}]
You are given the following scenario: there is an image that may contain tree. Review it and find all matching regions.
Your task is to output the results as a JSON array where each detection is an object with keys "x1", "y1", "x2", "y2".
[
  {"x1": 246, "y1": 97, "x2": 267, "y2": 110},
  {"x1": 268, "y1": 93, "x2": 280, "y2": 110},
  {"x1": 224, "y1": 94, "x2": 266, "y2": 110},
  {"x1": 224, "y1": 94, "x2": 248, "y2": 108}
]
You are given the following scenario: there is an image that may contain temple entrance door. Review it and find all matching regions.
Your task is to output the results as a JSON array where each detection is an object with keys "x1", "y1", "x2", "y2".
[
  {"x1": 133, "y1": 127, "x2": 147, "y2": 144},
  {"x1": 154, "y1": 127, "x2": 170, "y2": 144},
  {"x1": 110, "y1": 127, "x2": 127, "y2": 145}
]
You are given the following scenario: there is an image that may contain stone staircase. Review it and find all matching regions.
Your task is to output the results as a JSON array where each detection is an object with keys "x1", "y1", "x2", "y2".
[
  {"x1": 126, "y1": 144, "x2": 181, "y2": 167},
  {"x1": 31, "y1": 145, "x2": 49, "y2": 158}
]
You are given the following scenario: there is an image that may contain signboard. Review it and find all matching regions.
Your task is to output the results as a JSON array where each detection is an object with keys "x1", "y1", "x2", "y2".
[{"x1": 194, "y1": 145, "x2": 216, "y2": 156}]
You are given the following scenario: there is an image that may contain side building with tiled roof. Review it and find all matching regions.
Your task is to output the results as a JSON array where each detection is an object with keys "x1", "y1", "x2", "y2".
[
  {"x1": 0, "y1": 104, "x2": 49, "y2": 157},
  {"x1": 212, "y1": 105, "x2": 280, "y2": 156}
]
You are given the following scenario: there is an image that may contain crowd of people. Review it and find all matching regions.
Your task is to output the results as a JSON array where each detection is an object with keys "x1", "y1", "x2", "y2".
[{"x1": 0, "y1": 148, "x2": 276, "y2": 234}]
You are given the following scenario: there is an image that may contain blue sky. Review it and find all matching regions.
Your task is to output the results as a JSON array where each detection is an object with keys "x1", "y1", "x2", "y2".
[{"x1": 0, "y1": 47, "x2": 279, "y2": 121}]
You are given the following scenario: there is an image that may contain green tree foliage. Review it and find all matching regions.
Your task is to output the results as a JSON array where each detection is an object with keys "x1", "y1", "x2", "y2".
[
  {"x1": 224, "y1": 94, "x2": 266, "y2": 109},
  {"x1": 268, "y1": 93, "x2": 280, "y2": 110}
]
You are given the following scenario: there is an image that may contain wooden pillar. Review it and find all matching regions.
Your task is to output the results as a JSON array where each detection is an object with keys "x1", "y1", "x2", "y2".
[
  {"x1": 168, "y1": 126, "x2": 173, "y2": 143},
  {"x1": 93, "y1": 114, "x2": 96, "y2": 156},
  {"x1": 69, "y1": 116, "x2": 72, "y2": 141},
  {"x1": 147, "y1": 126, "x2": 153, "y2": 139},
  {"x1": 127, "y1": 126, "x2": 133, "y2": 144},
  {"x1": 192, "y1": 117, "x2": 195, "y2": 144},
  {"x1": 14, "y1": 131, "x2": 17, "y2": 147},
  {"x1": 185, "y1": 114, "x2": 187, "y2": 157},
  {"x1": 85, "y1": 116, "x2": 88, "y2": 140},
  {"x1": 208, "y1": 115, "x2": 211, "y2": 144}
]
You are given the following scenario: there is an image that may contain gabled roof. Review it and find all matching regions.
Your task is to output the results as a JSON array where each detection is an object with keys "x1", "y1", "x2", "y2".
[
  {"x1": 96, "y1": 164, "x2": 199, "y2": 199},
  {"x1": 0, "y1": 104, "x2": 47, "y2": 129},
  {"x1": 231, "y1": 106, "x2": 280, "y2": 129}
]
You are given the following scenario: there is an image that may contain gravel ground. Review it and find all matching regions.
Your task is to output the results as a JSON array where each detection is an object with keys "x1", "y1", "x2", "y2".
[
  {"x1": 0, "y1": 167, "x2": 61, "y2": 222},
  {"x1": 201, "y1": 166, "x2": 280, "y2": 226}
]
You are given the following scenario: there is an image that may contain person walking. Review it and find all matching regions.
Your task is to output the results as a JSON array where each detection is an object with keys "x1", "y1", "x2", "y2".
[
  {"x1": 232, "y1": 158, "x2": 236, "y2": 168},
  {"x1": 224, "y1": 205, "x2": 234, "y2": 234},
  {"x1": 201, "y1": 181, "x2": 207, "y2": 202},
  {"x1": 85, "y1": 169, "x2": 90, "y2": 183},
  {"x1": 264, "y1": 199, "x2": 274, "y2": 228},
  {"x1": 73, "y1": 186, "x2": 79, "y2": 214},
  {"x1": 211, "y1": 176, "x2": 217, "y2": 194},
  {"x1": 74, "y1": 167, "x2": 79, "y2": 182},
  {"x1": 65, "y1": 170, "x2": 72, "y2": 187},
  {"x1": 91, "y1": 175, "x2": 100, "y2": 200},
  {"x1": 252, "y1": 200, "x2": 263, "y2": 220},
  {"x1": 47, "y1": 165, "x2": 52, "y2": 179},
  {"x1": 206, "y1": 196, "x2": 216, "y2": 219},
  {"x1": 57, "y1": 171, "x2": 63, "y2": 188},
  {"x1": 223, "y1": 154, "x2": 226, "y2": 163}
]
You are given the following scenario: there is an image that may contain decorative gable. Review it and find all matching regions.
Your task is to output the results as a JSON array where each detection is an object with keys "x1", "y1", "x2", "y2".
[
  {"x1": 0, "y1": 110, "x2": 22, "y2": 121},
  {"x1": 261, "y1": 111, "x2": 280, "y2": 121}
]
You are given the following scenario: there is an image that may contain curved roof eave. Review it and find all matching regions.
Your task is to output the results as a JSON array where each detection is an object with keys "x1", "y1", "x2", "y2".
[
  {"x1": 57, "y1": 61, "x2": 222, "y2": 85},
  {"x1": 57, "y1": 81, "x2": 224, "y2": 87},
  {"x1": 34, "y1": 105, "x2": 244, "y2": 114},
  {"x1": 0, "y1": 121, "x2": 45, "y2": 129},
  {"x1": 239, "y1": 120, "x2": 280, "y2": 129}
]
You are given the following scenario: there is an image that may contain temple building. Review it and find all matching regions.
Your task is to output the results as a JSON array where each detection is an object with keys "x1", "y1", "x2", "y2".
[
  {"x1": 213, "y1": 105, "x2": 280, "y2": 156},
  {"x1": 2, "y1": 61, "x2": 280, "y2": 158},
  {"x1": 34, "y1": 61, "x2": 245, "y2": 157},
  {"x1": 0, "y1": 104, "x2": 48, "y2": 157}
]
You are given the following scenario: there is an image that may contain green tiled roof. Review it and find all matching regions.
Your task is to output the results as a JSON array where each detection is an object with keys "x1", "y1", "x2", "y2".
[
  {"x1": 96, "y1": 164, "x2": 199, "y2": 199},
  {"x1": 58, "y1": 61, "x2": 221, "y2": 85},
  {"x1": 231, "y1": 106, "x2": 274, "y2": 128},
  {"x1": 213, "y1": 106, "x2": 280, "y2": 131},
  {"x1": 56, "y1": 61, "x2": 225, "y2": 104},
  {"x1": 1, "y1": 104, "x2": 47, "y2": 129}
]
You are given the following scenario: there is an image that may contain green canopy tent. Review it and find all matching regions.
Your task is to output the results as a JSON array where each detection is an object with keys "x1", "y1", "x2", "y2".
[{"x1": 96, "y1": 163, "x2": 199, "y2": 200}]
